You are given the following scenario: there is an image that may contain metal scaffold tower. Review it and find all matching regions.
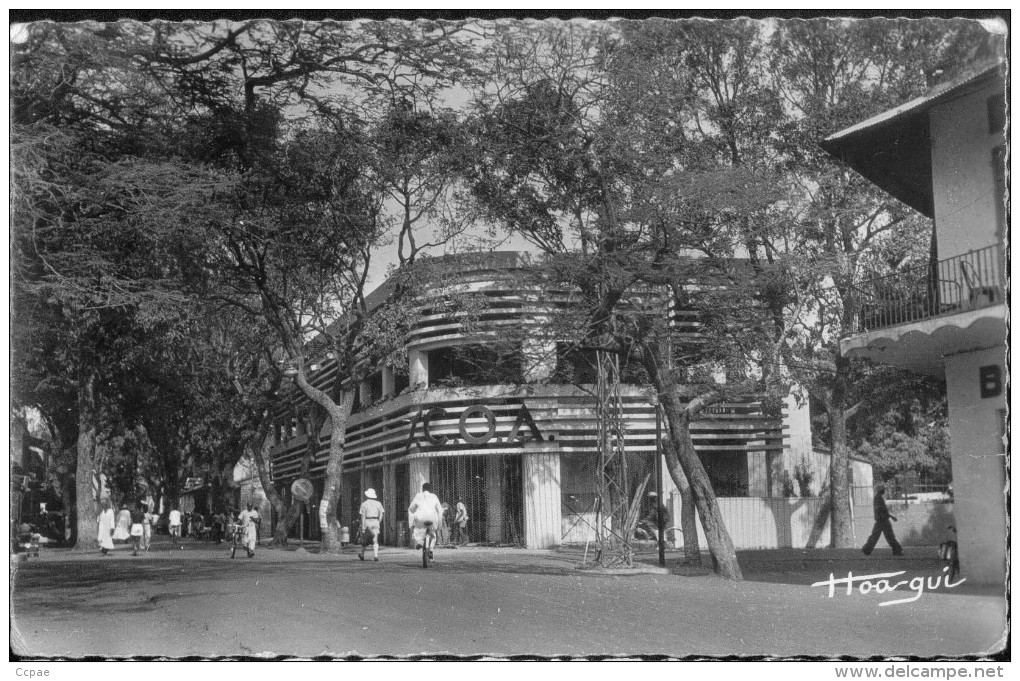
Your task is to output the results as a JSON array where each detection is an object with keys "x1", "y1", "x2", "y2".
[{"x1": 589, "y1": 348, "x2": 634, "y2": 567}]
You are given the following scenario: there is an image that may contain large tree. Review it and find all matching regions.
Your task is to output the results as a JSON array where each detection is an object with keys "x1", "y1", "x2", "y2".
[
  {"x1": 12, "y1": 18, "x2": 478, "y2": 552},
  {"x1": 765, "y1": 18, "x2": 991, "y2": 547},
  {"x1": 460, "y1": 21, "x2": 796, "y2": 579}
]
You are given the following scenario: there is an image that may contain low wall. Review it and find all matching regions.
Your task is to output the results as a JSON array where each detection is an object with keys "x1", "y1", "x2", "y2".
[
  {"x1": 562, "y1": 497, "x2": 955, "y2": 551},
  {"x1": 679, "y1": 497, "x2": 831, "y2": 550},
  {"x1": 853, "y1": 499, "x2": 956, "y2": 547}
]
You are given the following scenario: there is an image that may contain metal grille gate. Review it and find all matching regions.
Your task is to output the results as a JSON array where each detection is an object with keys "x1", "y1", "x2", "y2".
[{"x1": 429, "y1": 455, "x2": 524, "y2": 546}]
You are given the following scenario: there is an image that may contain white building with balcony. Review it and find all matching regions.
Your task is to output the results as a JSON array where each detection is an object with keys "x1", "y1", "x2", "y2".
[{"x1": 821, "y1": 56, "x2": 1007, "y2": 584}]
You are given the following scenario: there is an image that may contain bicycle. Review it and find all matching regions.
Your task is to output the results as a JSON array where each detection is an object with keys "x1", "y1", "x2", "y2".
[
  {"x1": 228, "y1": 522, "x2": 244, "y2": 559},
  {"x1": 421, "y1": 520, "x2": 436, "y2": 568}
]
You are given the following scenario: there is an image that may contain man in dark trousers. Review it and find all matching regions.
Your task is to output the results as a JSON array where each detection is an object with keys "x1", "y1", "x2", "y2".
[{"x1": 862, "y1": 483, "x2": 903, "y2": 556}]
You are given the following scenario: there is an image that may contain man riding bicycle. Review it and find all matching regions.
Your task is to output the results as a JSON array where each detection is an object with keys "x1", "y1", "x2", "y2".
[{"x1": 408, "y1": 482, "x2": 444, "y2": 560}]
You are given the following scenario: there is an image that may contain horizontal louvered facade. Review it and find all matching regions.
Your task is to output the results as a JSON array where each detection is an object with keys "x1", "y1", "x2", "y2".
[{"x1": 267, "y1": 252, "x2": 792, "y2": 548}]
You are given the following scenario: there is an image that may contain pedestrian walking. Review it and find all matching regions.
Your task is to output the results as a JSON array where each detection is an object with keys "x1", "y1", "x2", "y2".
[
  {"x1": 357, "y1": 488, "x2": 385, "y2": 562},
  {"x1": 141, "y1": 506, "x2": 154, "y2": 552},
  {"x1": 213, "y1": 510, "x2": 226, "y2": 544},
  {"x1": 168, "y1": 507, "x2": 182, "y2": 548},
  {"x1": 239, "y1": 503, "x2": 258, "y2": 558},
  {"x1": 97, "y1": 499, "x2": 115, "y2": 556},
  {"x1": 452, "y1": 497, "x2": 469, "y2": 545},
  {"x1": 113, "y1": 504, "x2": 131, "y2": 543},
  {"x1": 862, "y1": 483, "x2": 903, "y2": 556},
  {"x1": 249, "y1": 504, "x2": 261, "y2": 545},
  {"x1": 129, "y1": 502, "x2": 146, "y2": 556}
]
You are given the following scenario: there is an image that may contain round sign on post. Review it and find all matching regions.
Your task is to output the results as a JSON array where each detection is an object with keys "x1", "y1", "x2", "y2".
[{"x1": 291, "y1": 478, "x2": 313, "y2": 502}]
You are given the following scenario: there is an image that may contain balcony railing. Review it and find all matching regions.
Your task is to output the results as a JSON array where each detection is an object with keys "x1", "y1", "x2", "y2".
[{"x1": 849, "y1": 244, "x2": 1004, "y2": 334}]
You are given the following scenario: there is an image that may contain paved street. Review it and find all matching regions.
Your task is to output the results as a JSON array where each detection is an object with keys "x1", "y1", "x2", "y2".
[{"x1": 11, "y1": 537, "x2": 1007, "y2": 658}]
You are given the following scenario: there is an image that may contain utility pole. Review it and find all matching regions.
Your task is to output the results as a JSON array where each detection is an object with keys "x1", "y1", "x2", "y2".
[{"x1": 656, "y1": 403, "x2": 665, "y2": 567}]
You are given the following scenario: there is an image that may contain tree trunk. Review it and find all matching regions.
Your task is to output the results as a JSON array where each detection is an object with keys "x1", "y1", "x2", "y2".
[
  {"x1": 61, "y1": 468, "x2": 77, "y2": 545},
  {"x1": 71, "y1": 375, "x2": 99, "y2": 552},
  {"x1": 271, "y1": 408, "x2": 325, "y2": 544},
  {"x1": 219, "y1": 461, "x2": 235, "y2": 512},
  {"x1": 827, "y1": 401, "x2": 854, "y2": 548},
  {"x1": 658, "y1": 387, "x2": 743, "y2": 580},
  {"x1": 319, "y1": 391, "x2": 355, "y2": 554},
  {"x1": 662, "y1": 438, "x2": 702, "y2": 565},
  {"x1": 249, "y1": 432, "x2": 290, "y2": 546},
  {"x1": 291, "y1": 367, "x2": 355, "y2": 555}
]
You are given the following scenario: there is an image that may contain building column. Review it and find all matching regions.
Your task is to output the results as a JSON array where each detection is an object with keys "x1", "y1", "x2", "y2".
[
  {"x1": 358, "y1": 381, "x2": 371, "y2": 409},
  {"x1": 382, "y1": 365, "x2": 396, "y2": 398},
  {"x1": 747, "y1": 451, "x2": 768, "y2": 497},
  {"x1": 408, "y1": 349, "x2": 429, "y2": 388},
  {"x1": 359, "y1": 469, "x2": 370, "y2": 508},
  {"x1": 383, "y1": 463, "x2": 397, "y2": 544},
  {"x1": 945, "y1": 349, "x2": 1007, "y2": 586},
  {"x1": 784, "y1": 387, "x2": 812, "y2": 463},
  {"x1": 485, "y1": 457, "x2": 504, "y2": 543},
  {"x1": 522, "y1": 450, "x2": 561, "y2": 549},
  {"x1": 339, "y1": 472, "x2": 353, "y2": 529}
]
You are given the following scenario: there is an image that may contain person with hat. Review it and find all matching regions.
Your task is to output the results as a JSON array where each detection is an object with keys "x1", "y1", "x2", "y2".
[
  {"x1": 358, "y1": 488, "x2": 385, "y2": 562},
  {"x1": 862, "y1": 483, "x2": 903, "y2": 556}
]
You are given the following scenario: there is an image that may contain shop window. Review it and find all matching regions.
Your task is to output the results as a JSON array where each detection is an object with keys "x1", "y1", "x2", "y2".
[
  {"x1": 553, "y1": 343, "x2": 649, "y2": 386},
  {"x1": 699, "y1": 451, "x2": 749, "y2": 497},
  {"x1": 553, "y1": 343, "x2": 597, "y2": 385}
]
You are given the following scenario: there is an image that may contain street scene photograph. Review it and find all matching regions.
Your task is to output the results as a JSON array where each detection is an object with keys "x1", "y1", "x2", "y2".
[{"x1": 9, "y1": 11, "x2": 1009, "y2": 662}]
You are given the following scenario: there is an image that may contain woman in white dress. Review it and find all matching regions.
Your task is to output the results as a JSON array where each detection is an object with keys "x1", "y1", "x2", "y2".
[
  {"x1": 113, "y1": 504, "x2": 131, "y2": 542},
  {"x1": 97, "y1": 499, "x2": 115, "y2": 555}
]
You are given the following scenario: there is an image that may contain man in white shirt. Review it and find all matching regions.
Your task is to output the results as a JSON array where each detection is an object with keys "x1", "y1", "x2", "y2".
[
  {"x1": 407, "y1": 482, "x2": 444, "y2": 558},
  {"x1": 168, "y1": 508, "x2": 182, "y2": 548},
  {"x1": 358, "y1": 488, "x2": 385, "y2": 562}
]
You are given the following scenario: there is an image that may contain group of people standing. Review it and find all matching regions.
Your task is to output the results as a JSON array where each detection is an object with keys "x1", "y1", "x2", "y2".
[
  {"x1": 96, "y1": 499, "x2": 157, "y2": 556},
  {"x1": 96, "y1": 500, "x2": 262, "y2": 556}
]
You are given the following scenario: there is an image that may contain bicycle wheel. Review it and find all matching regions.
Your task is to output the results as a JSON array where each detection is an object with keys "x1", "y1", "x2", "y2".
[{"x1": 422, "y1": 527, "x2": 434, "y2": 568}]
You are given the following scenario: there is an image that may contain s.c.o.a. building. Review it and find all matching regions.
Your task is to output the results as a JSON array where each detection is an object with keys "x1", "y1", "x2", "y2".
[{"x1": 267, "y1": 252, "x2": 839, "y2": 549}]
